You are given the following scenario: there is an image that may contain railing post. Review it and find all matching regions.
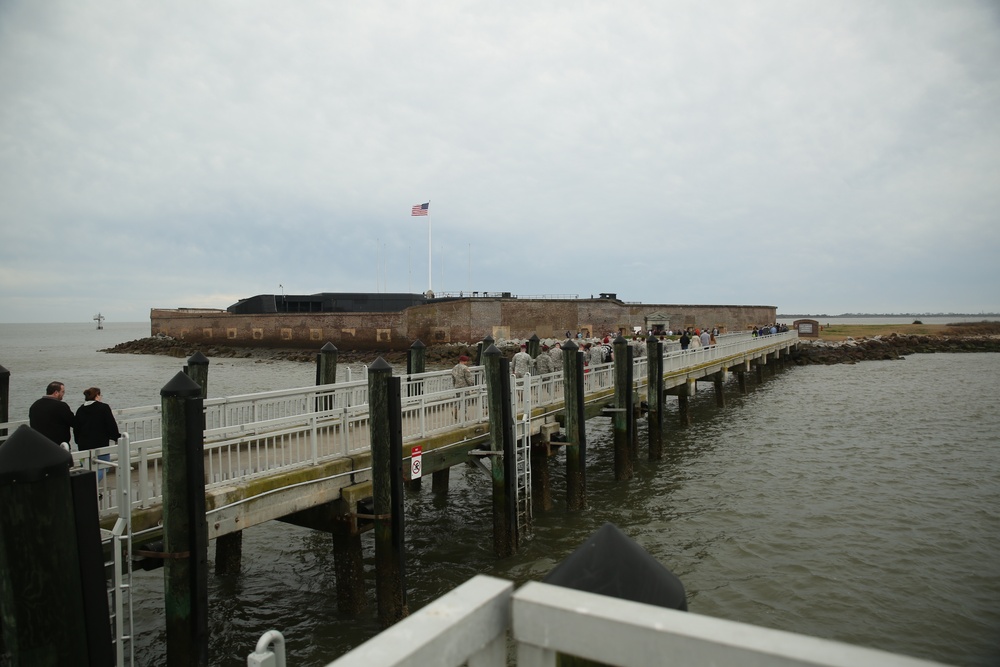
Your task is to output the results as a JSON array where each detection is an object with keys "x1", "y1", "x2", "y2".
[
  {"x1": 646, "y1": 335, "x2": 664, "y2": 460},
  {"x1": 160, "y1": 371, "x2": 208, "y2": 667},
  {"x1": 612, "y1": 336, "x2": 633, "y2": 481},
  {"x1": 484, "y1": 344, "x2": 518, "y2": 557},
  {"x1": 368, "y1": 358, "x2": 408, "y2": 627},
  {"x1": 561, "y1": 340, "x2": 587, "y2": 511}
]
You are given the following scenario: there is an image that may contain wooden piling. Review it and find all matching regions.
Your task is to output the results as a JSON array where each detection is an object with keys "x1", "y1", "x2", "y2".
[
  {"x1": 0, "y1": 426, "x2": 90, "y2": 664},
  {"x1": 332, "y1": 521, "x2": 366, "y2": 615},
  {"x1": 184, "y1": 351, "x2": 210, "y2": 398},
  {"x1": 612, "y1": 336, "x2": 633, "y2": 481},
  {"x1": 405, "y1": 341, "x2": 426, "y2": 491},
  {"x1": 527, "y1": 333, "x2": 540, "y2": 359},
  {"x1": 483, "y1": 345, "x2": 517, "y2": 557},
  {"x1": 0, "y1": 364, "x2": 9, "y2": 437},
  {"x1": 317, "y1": 342, "x2": 339, "y2": 386},
  {"x1": 161, "y1": 371, "x2": 209, "y2": 667},
  {"x1": 646, "y1": 335, "x2": 663, "y2": 460},
  {"x1": 737, "y1": 370, "x2": 747, "y2": 394},
  {"x1": 714, "y1": 370, "x2": 726, "y2": 408},
  {"x1": 368, "y1": 358, "x2": 407, "y2": 626},
  {"x1": 561, "y1": 340, "x2": 587, "y2": 511}
]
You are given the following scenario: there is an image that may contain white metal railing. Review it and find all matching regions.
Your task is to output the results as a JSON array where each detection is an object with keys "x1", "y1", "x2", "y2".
[
  {"x1": 2, "y1": 332, "x2": 797, "y2": 521},
  {"x1": 255, "y1": 574, "x2": 945, "y2": 667}
]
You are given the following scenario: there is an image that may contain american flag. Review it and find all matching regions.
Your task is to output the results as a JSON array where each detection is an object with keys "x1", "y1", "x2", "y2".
[{"x1": 411, "y1": 202, "x2": 429, "y2": 216}]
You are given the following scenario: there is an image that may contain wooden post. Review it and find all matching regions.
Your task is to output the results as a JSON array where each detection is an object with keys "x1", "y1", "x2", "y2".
[
  {"x1": 184, "y1": 351, "x2": 209, "y2": 399},
  {"x1": 561, "y1": 340, "x2": 587, "y2": 511},
  {"x1": 714, "y1": 370, "x2": 726, "y2": 408},
  {"x1": 612, "y1": 336, "x2": 633, "y2": 481},
  {"x1": 483, "y1": 345, "x2": 517, "y2": 557},
  {"x1": 317, "y1": 342, "x2": 339, "y2": 387},
  {"x1": 368, "y1": 358, "x2": 407, "y2": 626},
  {"x1": 527, "y1": 333, "x2": 540, "y2": 359},
  {"x1": 531, "y1": 443, "x2": 552, "y2": 512},
  {"x1": 646, "y1": 335, "x2": 663, "y2": 460},
  {"x1": 737, "y1": 370, "x2": 747, "y2": 394},
  {"x1": 406, "y1": 339, "x2": 426, "y2": 377},
  {"x1": 677, "y1": 378, "x2": 695, "y2": 427},
  {"x1": 0, "y1": 364, "x2": 9, "y2": 437},
  {"x1": 161, "y1": 371, "x2": 209, "y2": 667},
  {"x1": 332, "y1": 521, "x2": 365, "y2": 615},
  {"x1": 756, "y1": 359, "x2": 765, "y2": 383},
  {"x1": 476, "y1": 334, "x2": 494, "y2": 366},
  {"x1": 0, "y1": 426, "x2": 91, "y2": 664}
]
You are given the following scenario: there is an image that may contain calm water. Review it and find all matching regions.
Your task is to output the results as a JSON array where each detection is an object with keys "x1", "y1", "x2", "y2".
[{"x1": 2, "y1": 322, "x2": 998, "y2": 666}]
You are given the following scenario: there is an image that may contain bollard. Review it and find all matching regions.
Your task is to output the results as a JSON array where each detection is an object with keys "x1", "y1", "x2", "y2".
[
  {"x1": 483, "y1": 345, "x2": 518, "y2": 557},
  {"x1": 612, "y1": 336, "x2": 633, "y2": 481},
  {"x1": 645, "y1": 335, "x2": 664, "y2": 460},
  {"x1": 561, "y1": 340, "x2": 587, "y2": 511},
  {"x1": 368, "y1": 358, "x2": 408, "y2": 627},
  {"x1": 161, "y1": 371, "x2": 209, "y2": 667},
  {"x1": 184, "y1": 352, "x2": 210, "y2": 399},
  {"x1": 0, "y1": 425, "x2": 89, "y2": 664}
]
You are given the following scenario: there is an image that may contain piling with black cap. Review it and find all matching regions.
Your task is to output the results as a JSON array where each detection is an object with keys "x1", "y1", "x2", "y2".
[
  {"x1": 483, "y1": 344, "x2": 518, "y2": 557},
  {"x1": 476, "y1": 334, "x2": 494, "y2": 366},
  {"x1": 161, "y1": 371, "x2": 208, "y2": 667},
  {"x1": 0, "y1": 425, "x2": 88, "y2": 663},
  {"x1": 646, "y1": 335, "x2": 664, "y2": 460},
  {"x1": 527, "y1": 333, "x2": 540, "y2": 359},
  {"x1": 406, "y1": 339, "x2": 426, "y2": 377},
  {"x1": 0, "y1": 364, "x2": 9, "y2": 437},
  {"x1": 612, "y1": 336, "x2": 633, "y2": 481},
  {"x1": 561, "y1": 340, "x2": 587, "y2": 511},
  {"x1": 368, "y1": 357, "x2": 408, "y2": 626},
  {"x1": 184, "y1": 351, "x2": 210, "y2": 399},
  {"x1": 317, "y1": 342, "x2": 339, "y2": 387}
]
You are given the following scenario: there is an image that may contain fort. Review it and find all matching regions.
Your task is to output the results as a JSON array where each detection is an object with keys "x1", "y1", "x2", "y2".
[{"x1": 151, "y1": 292, "x2": 777, "y2": 351}]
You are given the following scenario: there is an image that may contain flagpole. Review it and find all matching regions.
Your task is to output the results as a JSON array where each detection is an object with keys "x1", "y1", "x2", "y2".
[{"x1": 427, "y1": 200, "x2": 432, "y2": 295}]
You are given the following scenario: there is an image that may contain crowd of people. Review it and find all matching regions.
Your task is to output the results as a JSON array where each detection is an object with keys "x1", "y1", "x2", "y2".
[{"x1": 28, "y1": 381, "x2": 122, "y2": 479}]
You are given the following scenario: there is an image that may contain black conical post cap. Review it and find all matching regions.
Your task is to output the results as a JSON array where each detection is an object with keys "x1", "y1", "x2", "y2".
[
  {"x1": 483, "y1": 344, "x2": 502, "y2": 357},
  {"x1": 369, "y1": 357, "x2": 393, "y2": 372},
  {"x1": 410, "y1": 339, "x2": 426, "y2": 349},
  {"x1": 160, "y1": 370, "x2": 204, "y2": 398},
  {"x1": 543, "y1": 522, "x2": 687, "y2": 611},
  {"x1": 0, "y1": 364, "x2": 9, "y2": 377},
  {"x1": 187, "y1": 351, "x2": 209, "y2": 366},
  {"x1": 321, "y1": 342, "x2": 338, "y2": 352},
  {"x1": 561, "y1": 339, "x2": 578, "y2": 351},
  {"x1": 0, "y1": 424, "x2": 73, "y2": 484}
]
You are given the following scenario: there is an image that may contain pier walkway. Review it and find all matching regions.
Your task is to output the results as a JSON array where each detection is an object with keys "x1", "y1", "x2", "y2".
[{"x1": 3, "y1": 331, "x2": 798, "y2": 544}]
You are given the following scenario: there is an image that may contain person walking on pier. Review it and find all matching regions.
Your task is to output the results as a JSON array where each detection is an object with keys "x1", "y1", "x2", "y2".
[
  {"x1": 700, "y1": 329, "x2": 711, "y2": 348},
  {"x1": 74, "y1": 387, "x2": 121, "y2": 481},
  {"x1": 28, "y1": 381, "x2": 75, "y2": 445},
  {"x1": 512, "y1": 344, "x2": 532, "y2": 378},
  {"x1": 679, "y1": 331, "x2": 691, "y2": 351}
]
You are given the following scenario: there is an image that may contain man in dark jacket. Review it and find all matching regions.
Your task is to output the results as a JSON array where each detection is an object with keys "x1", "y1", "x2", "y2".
[{"x1": 28, "y1": 381, "x2": 75, "y2": 445}]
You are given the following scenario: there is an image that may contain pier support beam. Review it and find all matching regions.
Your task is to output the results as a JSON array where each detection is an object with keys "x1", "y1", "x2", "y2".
[
  {"x1": 431, "y1": 468, "x2": 450, "y2": 494},
  {"x1": 612, "y1": 336, "x2": 633, "y2": 481},
  {"x1": 161, "y1": 371, "x2": 209, "y2": 667},
  {"x1": 530, "y1": 442, "x2": 553, "y2": 512},
  {"x1": 561, "y1": 340, "x2": 587, "y2": 511},
  {"x1": 332, "y1": 520, "x2": 365, "y2": 615},
  {"x1": 646, "y1": 335, "x2": 664, "y2": 461},
  {"x1": 713, "y1": 370, "x2": 726, "y2": 408},
  {"x1": 368, "y1": 358, "x2": 408, "y2": 627},
  {"x1": 674, "y1": 378, "x2": 695, "y2": 427},
  {"x1": 484, "y1": 345, "x2": 518, "y2": 558}
]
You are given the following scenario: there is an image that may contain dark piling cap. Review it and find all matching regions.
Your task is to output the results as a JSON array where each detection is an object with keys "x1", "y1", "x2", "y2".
[
  {"x1": 409, "y1": 339, "x2": 426, "y2": 350},
  {"x1": 321, "y1": 342, "x2": 338, "y2": 353},
  {"x1": 0, "y1": 424, "x2": 73, "y2": 484},
  {"x1": 187, "y1": 351, "x2": 209, "y2": 366},
  {"x1": 483, "y1": 343, "x2": 502, "y2": 357},
  {"x1": 368, "y1": 357, "x2": 393, "y2": 373},
  {"x1": 614, "y1": 334, "x2": 629, "y2": 345},
  {"x1": 560, "y1": 339, "x2": 578, "y2": 351},
  {"x1": 160, "y1": 370, "x2": 204, "y2": 398},
  {"x1": 0, "y1": 364, "x2": 9, "y2": 378},
  {"x1": 529, "y1": 333, "x2": 540, "y2": 342},
  {"x1": 646, "y1": 333, "x2": 658, "y2": 343},
  {"x1": 482, "y1": 334, "x2": 495, "y2": 345},
  {"x1": 543, "y1": 522, "x2": 687, "y2": 611}
]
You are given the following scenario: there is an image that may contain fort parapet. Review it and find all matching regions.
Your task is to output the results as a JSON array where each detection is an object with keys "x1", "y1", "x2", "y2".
[{"x1": 151, "y1": 297, "x2": 777, "y2": 351}]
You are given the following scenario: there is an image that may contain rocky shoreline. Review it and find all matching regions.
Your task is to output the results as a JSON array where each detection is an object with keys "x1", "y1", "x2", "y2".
[
  {"x1": 103, "y1": 327, "x2": 1000, "y2": 369},
  {"x1": 791, "y1": 331, "x2": 1000, "y2": 365}
]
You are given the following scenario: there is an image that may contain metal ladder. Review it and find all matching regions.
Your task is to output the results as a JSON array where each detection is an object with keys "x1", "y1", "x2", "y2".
[{"x1": 512, "y1": 377, "x2": 533, "y2": 540}]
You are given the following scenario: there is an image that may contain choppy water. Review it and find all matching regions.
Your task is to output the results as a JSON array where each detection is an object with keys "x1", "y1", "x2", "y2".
[{"x1": 2, "y1": 322, "x2": 998, "y2": 666}]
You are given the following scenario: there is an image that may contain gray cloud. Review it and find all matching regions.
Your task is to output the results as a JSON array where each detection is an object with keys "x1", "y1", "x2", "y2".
[{"x1": 2, "y1": 0, "x2": 998, "y2": 322}]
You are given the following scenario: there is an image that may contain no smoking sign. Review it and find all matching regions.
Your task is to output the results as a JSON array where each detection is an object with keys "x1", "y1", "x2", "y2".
[{"x1": 410, "y1": 445, "x2": 423, "y2": 480}]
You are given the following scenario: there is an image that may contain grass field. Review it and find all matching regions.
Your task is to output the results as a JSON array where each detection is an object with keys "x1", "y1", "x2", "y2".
[{"x1": 815, "y1": 321, "x2": 1000, "y2": 341}]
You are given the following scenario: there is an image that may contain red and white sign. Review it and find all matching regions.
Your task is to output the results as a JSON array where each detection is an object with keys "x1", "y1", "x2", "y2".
[{"x1": 410, "y1": 445, "x2": 423, "y2": 480}]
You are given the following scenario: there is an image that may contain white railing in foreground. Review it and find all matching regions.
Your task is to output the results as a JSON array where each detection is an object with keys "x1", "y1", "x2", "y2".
[{"x1": 250, "y1": 574, "x2": 945, "y2": 667}]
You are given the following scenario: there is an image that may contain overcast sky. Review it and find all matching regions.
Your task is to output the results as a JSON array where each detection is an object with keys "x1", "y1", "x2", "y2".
[{"x1": 2, "y1": 1, "x2": 998, "y2": 323}]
